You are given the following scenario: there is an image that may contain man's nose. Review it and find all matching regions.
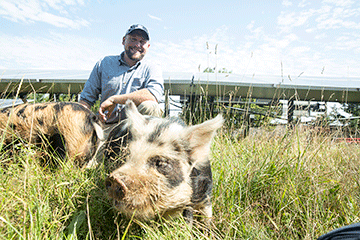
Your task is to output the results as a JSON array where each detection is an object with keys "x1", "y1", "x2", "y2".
[{"x1": 133, "y1": 41, "x2": 141, "y2": 48}]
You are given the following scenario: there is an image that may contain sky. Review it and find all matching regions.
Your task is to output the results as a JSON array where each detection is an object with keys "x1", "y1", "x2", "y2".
[{"x1": 1, "y1": 0, "x2": 360, "y2": 80}]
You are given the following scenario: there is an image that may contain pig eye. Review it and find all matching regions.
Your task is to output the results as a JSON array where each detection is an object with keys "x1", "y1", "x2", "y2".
[
  {"x1": 156, "y1": 159, "x2": 169, "y2": 168},
  {"x1": 151, "y1": 156, "x2": 173, "y2": 174}
]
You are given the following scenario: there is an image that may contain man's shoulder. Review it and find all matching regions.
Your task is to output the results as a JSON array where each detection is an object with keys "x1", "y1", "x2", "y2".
[
  {"x1": 139, "y1": 58, "x2": 162, "y2": 71},
  {"x1": 99, "y1": 55, "x2": 120, "y2": 64}
]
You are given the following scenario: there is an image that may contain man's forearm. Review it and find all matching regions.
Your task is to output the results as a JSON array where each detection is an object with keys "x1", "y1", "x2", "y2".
[{"x1": 109, "y1": 89, "x2": 157, "y2": 106}]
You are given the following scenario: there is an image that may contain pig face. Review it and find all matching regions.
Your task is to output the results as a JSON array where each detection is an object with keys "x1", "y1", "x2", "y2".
[{"x1": 105, "y1": 100, "x2": 223, "y2": 223}]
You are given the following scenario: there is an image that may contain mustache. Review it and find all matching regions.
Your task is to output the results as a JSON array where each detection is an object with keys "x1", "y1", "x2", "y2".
[{"x1": 129, "y1": 46, "x2": 144, "y2": 53}]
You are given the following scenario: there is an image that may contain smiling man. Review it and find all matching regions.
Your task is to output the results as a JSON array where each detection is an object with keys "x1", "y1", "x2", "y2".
[{"x1": 79, "y1": 24, "x2": 164, "y2": 124}]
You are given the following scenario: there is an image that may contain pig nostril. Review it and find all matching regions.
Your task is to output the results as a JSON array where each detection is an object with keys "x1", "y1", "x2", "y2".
[
  {"x1": 105, "y1": 178, "x2": 112, "y2": 190},
  {"x1": 115, "y1": 184, "x2": 125, "y2": 199},
  {"x1": 106, "y1": 176, "x2": 127, "y2": 199}
]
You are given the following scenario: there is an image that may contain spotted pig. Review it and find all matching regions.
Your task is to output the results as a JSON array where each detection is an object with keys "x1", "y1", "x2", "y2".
[
  {"x1": 0, "y1": 102, "x2": 104, "y2": 166},
  {"x1": 105, "y1": 100, "x2": 223, "y2": 224}
]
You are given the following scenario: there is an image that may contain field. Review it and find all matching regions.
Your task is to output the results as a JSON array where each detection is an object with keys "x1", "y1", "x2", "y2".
[{"x1": 1, "y1": 115, "x2": 360, "y2": 239}]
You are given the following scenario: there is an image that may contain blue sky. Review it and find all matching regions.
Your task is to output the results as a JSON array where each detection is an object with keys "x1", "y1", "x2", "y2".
[{"x1": 1, "y1": 0, "x2": 360, "y2": 79}]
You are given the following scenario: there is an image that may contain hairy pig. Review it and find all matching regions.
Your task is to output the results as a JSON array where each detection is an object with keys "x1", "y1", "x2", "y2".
[
  {"x1": 0, "y1": 102, "x2": 104, "y2": 166},
  {"x1": 105, "y1": 100, "x2": 223, "y2": 224}
]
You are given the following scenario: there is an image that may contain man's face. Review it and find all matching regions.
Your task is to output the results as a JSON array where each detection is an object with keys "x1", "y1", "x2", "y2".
[{"x1": 123, "y1": 31, "x2": 150, "y2": 62}]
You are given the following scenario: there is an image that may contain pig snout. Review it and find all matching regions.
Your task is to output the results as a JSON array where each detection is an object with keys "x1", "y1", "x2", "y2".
[{"x1": 105, "y1": 176, "x2": 128, "y2": 200}]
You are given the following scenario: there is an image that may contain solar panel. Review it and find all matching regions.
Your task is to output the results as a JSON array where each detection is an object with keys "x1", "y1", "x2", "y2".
[{"x1": 1, "y1": 69, "x2": 359, "y2": 102}]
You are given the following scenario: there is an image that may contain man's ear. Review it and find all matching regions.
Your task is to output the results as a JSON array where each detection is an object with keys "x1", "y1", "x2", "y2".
[{"x1": 122, "y1": 36, "x2": 126, "y2": 45}]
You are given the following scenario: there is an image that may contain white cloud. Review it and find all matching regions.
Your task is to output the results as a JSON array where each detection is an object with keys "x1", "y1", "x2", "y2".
[
  {"x1": 298, "y1": 0, "x2": 311, "y2": 8},
  {"x1": 282, "y1": 0, "x2": 292, "y2": 7},
  {"x1": 0, "y1": 0, "x2": 89, "y2": 29},
  {"x1": 1, "y1": 0, "x2": 360, "y2": 80},
  {"x1": 0, "y1": 32, "x2": 114, "y2": 70},
  {"x1": 246, "y1": 21, "x2": 264, "y2": 41},
  {"x1": 2, "y1": 23, "x2": 359, "y2": 78},
  {"x1": 277, "y1": 10, "x2": 315, "y2": 32},
  {"x1": 278, "y1": 1, "x2": 360, "y2": 33},
  {"x1": 148, "y1": 14, "x2": 162, "y2": 21},
  {"x1": 147, "y1": 23, "x2": 360, "y2": 78},
  {"x1": 315, "y1": 6, "x2": 360, "y2": 30},
  {"x1": 314, "y1": 33, "x2": 327, "y2": 39},
  {"x1": 322, "y1": 0, "x2": 354, "y2": 7}
]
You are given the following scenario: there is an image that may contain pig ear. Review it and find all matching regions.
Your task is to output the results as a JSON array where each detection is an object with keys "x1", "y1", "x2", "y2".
[
  {"x1": 182, "y1": 115, "x2": 223, "y2": 164},
  {"x1": 125, "y1": 100, "x2": 146, "y2": 137}
]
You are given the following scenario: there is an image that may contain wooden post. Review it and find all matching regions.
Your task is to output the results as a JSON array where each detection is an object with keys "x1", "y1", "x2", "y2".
[
  {"x1": 164, "y1": 89, "x2": 170, "y2": 117},
  {"x1": 288, "y1": 98, "x2": 295, "y2": 125}
]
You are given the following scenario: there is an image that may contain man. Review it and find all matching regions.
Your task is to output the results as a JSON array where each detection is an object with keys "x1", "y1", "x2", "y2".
[{"x1": 79, "y1": 24, "x2": 164, "y2": 123}]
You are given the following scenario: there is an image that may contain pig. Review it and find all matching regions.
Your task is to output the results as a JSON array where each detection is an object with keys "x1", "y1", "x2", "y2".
[
  {"x1": 105, "y1": 100, "x2": 223, "y2": 224},
  {"x1": 0, "y1": 101, "x2": 104, "y2": 167}
]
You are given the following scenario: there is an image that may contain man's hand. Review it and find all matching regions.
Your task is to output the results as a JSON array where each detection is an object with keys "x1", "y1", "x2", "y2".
[
  {"x1": 99, "y1": 97, "x2": 116, "y2": 122},
  {"x1": 98, "y1": 89, "x2": 157, "y2": 122}
]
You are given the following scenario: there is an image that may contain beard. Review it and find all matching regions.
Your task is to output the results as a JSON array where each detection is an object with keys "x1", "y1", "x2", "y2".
[{"x1": 125, "y1": 47, "x2": 146, "y2": 62}]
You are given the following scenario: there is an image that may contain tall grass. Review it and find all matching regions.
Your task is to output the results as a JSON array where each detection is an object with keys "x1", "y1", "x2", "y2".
[
  {"x1": 1, "y1": 122, "x2": 359, "y2": 239},
  {"x1": 212, "y1": 126, "x2": 360, "y2": 239}
]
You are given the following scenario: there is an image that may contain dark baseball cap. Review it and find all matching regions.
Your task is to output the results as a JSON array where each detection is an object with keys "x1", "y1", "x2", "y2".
[{"x1": 125, "y1": 24, "x2": 150, "y2": 40}]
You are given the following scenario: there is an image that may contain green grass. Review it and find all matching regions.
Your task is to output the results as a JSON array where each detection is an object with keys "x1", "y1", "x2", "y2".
[{"x1": 1, "y1": 125, "x2": 360, "y2": 239}]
